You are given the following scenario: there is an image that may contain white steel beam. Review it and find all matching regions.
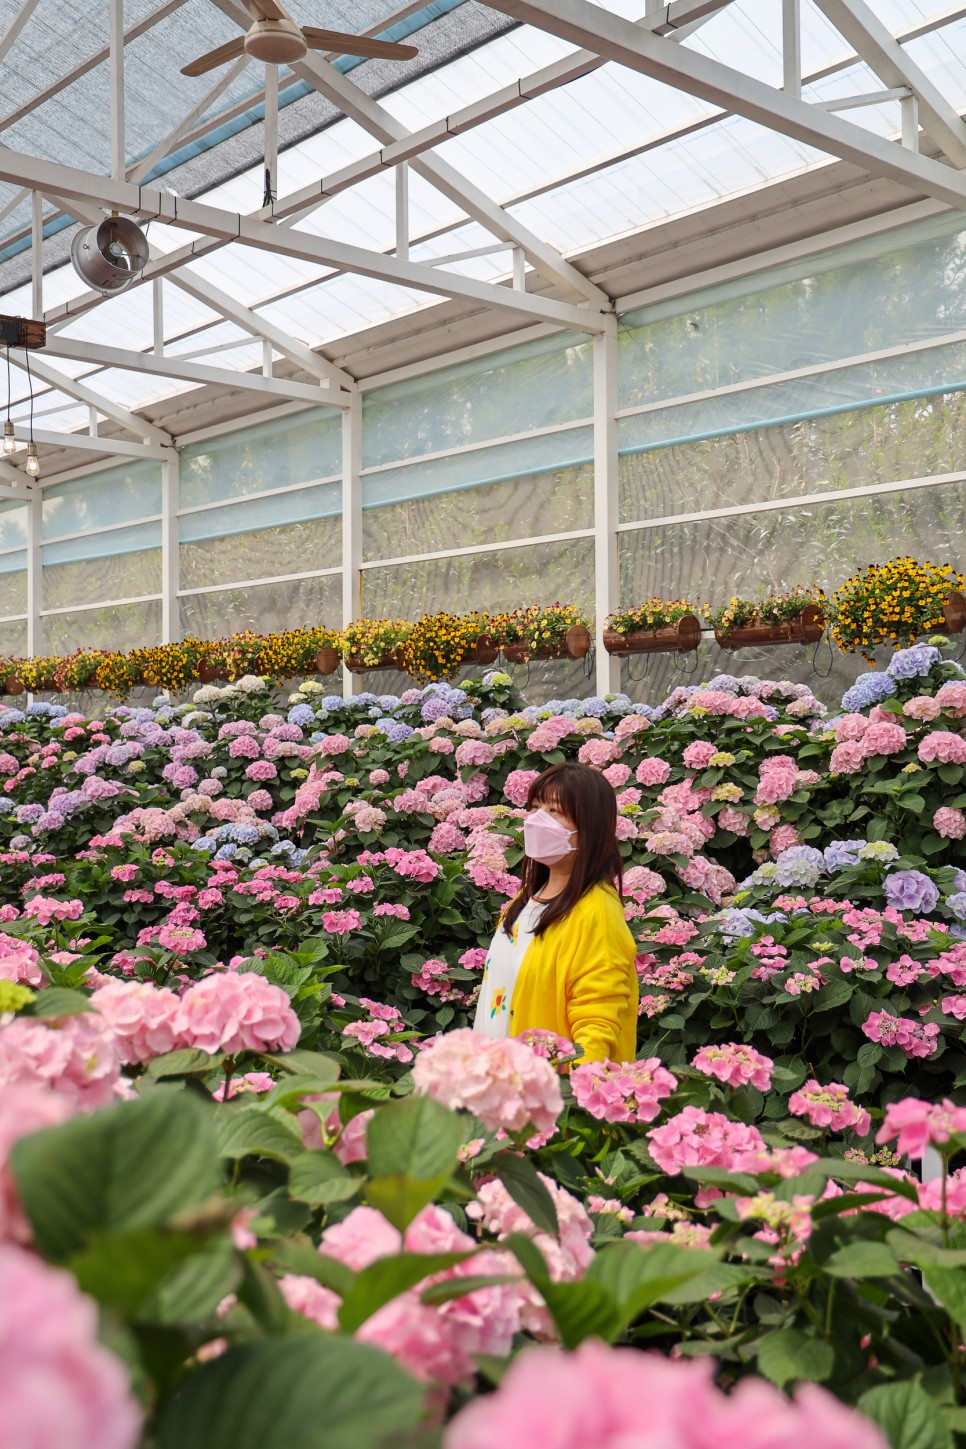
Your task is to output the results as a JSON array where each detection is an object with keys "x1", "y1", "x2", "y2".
[
  {"x1": 160, "y1": 266, "x2": 357, "y2": 392},
  {"x1": 0, "y1": 0, "x2": 45, "y2": 63},
  {"x1": 593, "y1": 321, "x2": 621, "y2": 695},
  {"x1": 341, "y1": 390, "x2": 361, "y2": 698},
  {"x1": 811, "y1": 0, "x2": 966, "y2": 168},
  {"x1": 30, "y1": 190, "x2": 42, "y2": 319},
  {"x1": 12, "y1": 352, "x2": 173, "y2": 447},
  {"x1": 26, "y1": 488, "x2": 40, "y2": 656},
  {"x1": 0, "y1": 145, "x2": 608, "y2": 335},
  {"x1": 9, "y1": 429, "x2": 168, "y2": 460},
  {"x1": 43, "y1": 334, "x2": 346, "y2": 406},
  {"x1": 481, "y1": 0, "x2": 966, "y2": 213},
  {"x1": 161, "y1": 448, "x2": 179, "y2": 644}
]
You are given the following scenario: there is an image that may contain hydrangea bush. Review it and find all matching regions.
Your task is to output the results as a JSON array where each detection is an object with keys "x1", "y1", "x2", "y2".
[{"x1": 1, "y1": 643, "x2": 966, "y2": 1447}]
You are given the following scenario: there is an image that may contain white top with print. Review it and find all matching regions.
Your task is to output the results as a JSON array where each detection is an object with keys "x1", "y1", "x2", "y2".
[{"x1": 473, "y1": 898, "x2": 545, "y2": 1040}]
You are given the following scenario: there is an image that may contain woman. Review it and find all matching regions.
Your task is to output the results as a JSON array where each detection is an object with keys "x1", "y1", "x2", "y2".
[{"x1": 474, "y1": 761, "x2": 638, "y2": 1063}]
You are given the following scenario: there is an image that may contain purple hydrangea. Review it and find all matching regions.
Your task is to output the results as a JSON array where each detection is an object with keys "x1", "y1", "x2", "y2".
[
  {"x1": 883, "y1": 869, "x2": 940, "y2": 916},
  {"x1": 376, "y1": 720, "x2": 413, "y2": 742},
  {"x1": 823, "y1": 839, "x2": 865, "y2": 872},
  {"x1": 420, "y1": 696, "x2": 453, "y2": 722},
  {"x1": 887, "y1": 645, "x2": 941, "y2": 680},
  {"x1": 287, "y1": 705, "x2": 317, "y2": 728}
]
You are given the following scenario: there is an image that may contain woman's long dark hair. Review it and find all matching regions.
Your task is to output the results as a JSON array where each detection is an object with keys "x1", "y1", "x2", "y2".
[{"x1": 502, "y1": 761, "x2": 624, "y2": 939}]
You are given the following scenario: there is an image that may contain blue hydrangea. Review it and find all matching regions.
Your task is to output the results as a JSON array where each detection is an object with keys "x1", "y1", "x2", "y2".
[
  {"x1": 373, "y1": 719, "x2": 413, "y2": 742},
  {"x1": 578, "y1": 696, "x2": 611, "y2": 718},
  {"x1": 320, "y1": 695, "x2": 345, "y2": 711},
  {"x1": 378, "y1": 695, "x2": 401, "y2": 712},
  {"x1": 481, "y1": 708, "x2": 508, "y2": 725},
  {"x1": 823, "y1": 839, "x2": 865, "y2": 872},
  {"x1": 770, "y1": 845, "x2": 825, "y2": 889},
  {"x1": 271, "y1": 839, "x2": 297, "y2": 856},
  {"x1": 884, "y1": 869, "x2": 940, "y2": 915},
  {"x1": 715, "y1": 907, "x2": 788, "y2": 940},
  {"x1": 354, "y1": 692, "x2": 379, "y2": 707},
  {"x1": 945, "y1": 892, "x2": 966, "y2": 922},
  {"x1": 214, "y1": 843, "x2": 238, "y2": 860},
  {"x1": 949, "y1": 869, "x2": 966, "y2": 895},
  {"x1": 287, "y1": 704, "x2": 317, "y2": 727},
  {"x1": 841, "y1": 672, "x2": 896, "y2": 712},
  {"x1": 225, "y1": 824, "x2": 260, "y2": 845},
  {"x1": 191, "y1": 837, "x2": 217, "y2": 853},
  {"x1": 0, "y1": 710, "x2": 25, "y2": 727},
  {"x1": 706, "y1": 674, "x2": 742, "y2": 693},
  {"x1": 421, "y1": 696, "x2": 454, "y2": 722},
  {"x1": 8, "y1": 834, "x2": 31, "y2": 851},
  {"x1": 887, "y1": 645, "x2": 940, "y2": 680},
  {"x1": 25, "y1": 701, "x2": 59, "y2": 717}
]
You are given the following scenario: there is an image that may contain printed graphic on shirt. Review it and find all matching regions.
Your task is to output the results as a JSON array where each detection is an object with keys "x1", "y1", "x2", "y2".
[{"x1": 490, "y1": 987, "x2": 507, "y2": 1018}]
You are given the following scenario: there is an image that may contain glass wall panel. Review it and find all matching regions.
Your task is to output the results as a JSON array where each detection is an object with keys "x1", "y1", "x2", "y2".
[
  {"x1": 618, "y1": 210, "x2": 966, "y2": 409},
  {"x1": 180, "y1": 481, "x2": 341, "y2": 541},
  {"x1": 363, "y1": 333, "x2": 594, "y2": 468},
  {"x1": 618, "y1": 479, "x2": 966, "y2": 707},
  {"x1": 180, "y1": 409, "x2": 342, "y2": 509},
  {"x1": 180, "y1": 519, "x2": 341, "y2": 592},
  {"x1": 42, "y1": 522, "x2": 162, "y2": 568},
  {"x1": 362, "y1": 427, "x2": 593, "y2": 514},
  {"x1": 42, "y1": 549, "x2": 163, "y2": 611},
  {"x1": 0, "y1": 618, "x2": 26, "y2": 656},
  {"x1": 44, "y1": 599, "x2": 162, "y2": 655},
  {"x1": 41, "y1": 463, "x2": 161, "y2": 540},
  {"x1": 363, "y1": 462, "x2": 594, "y2": 561},
  {"x1": 0, "y1": 502, "x2": 27, "y2": 551},
  {"x1": 362, "y1": 536, "x2": 595, "y2": 620},
  {"x1": 179, "y1": 573, "x2": 342, "y2": 638},
  {"x1": 0, "y1": 561, "x2": 26, "y2": 618},
  {"x1": 620, "y1": 391, "x2": 966, "y2": 523}
]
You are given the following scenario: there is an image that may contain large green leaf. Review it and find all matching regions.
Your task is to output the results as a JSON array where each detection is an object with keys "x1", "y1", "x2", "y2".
[
  {"x1": 10, "y1": 1086, "x2": 222, "y2": 1262},
  {"x1": 756, "y1": 1327, "x2": 834, "y2": 1388},
  {"x1": 288, "y1": 1151, "x2": 361, "y2": 1207},
  {"x1": 146, "y1": 1049, "x2": 224, "y2": 1080},
  {"x1": 588, "y1": 1241, "x2": 725, "y2": 1323},
  {"x1": 858, "y1": 1378, "x2": 954, "y2": 1449},
  {"x1": 215, "y1": 1106, "x2": 305, "y2": 1165},
  {"x1": 69, "y1": 1229, "x2": 232, "y2": 1318},
  {"x1": 364, "y1": 1096, "x2": 463, "y2": 1231},
  {"x1": 155, "y1": 1335, "x2": 426, "y2": 1449}
]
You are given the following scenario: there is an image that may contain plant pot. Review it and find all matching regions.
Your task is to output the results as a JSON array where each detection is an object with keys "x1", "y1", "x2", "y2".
[
  {"x1": 502, "y1": 625, "x2": 592, "y2": 663},
  {"x1": 3, "y1": 674, "x2": 24, "y2": 696},
  {"x1": 314, "y1": 646, "x2": 340, "y2": 676},
  {"x1": 943, "y1": 591, "x2": 966, "y2": 635},
  {"x1": 197, "y1": 659, "x2": 219, "y2": 683},
  {"x1": 459, "y1": 633, "x2": 500, "y2": 667},
  {"x1": 603, "y1": 614, "x2": 702, "y2": 656},
  {"x1": 715, "y1": 605, "x2": 825, "y2": 651},
  {"x1": 346, "y1": 648, "x2": 405, "y2": 674}
]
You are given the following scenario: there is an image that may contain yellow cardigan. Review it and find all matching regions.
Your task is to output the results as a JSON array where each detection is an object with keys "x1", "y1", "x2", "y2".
[{"x1": 506, "y1": 883, "x2": 639, "y2": 1064}]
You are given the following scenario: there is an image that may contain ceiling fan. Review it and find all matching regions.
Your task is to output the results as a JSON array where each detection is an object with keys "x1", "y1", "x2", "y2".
[{"x1": 181, "y1": 0, "x2": 419, "y2": 76}]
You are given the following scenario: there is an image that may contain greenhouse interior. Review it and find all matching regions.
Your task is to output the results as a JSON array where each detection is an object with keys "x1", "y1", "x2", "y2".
[{"x1": 3, "y1": 2, "x2": 966, "y2": 1446}]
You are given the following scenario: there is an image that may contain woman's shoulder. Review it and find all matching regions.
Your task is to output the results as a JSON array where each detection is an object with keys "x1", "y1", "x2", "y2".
[{"x1": 571, "y1": 881, "x2": 626, "y2": 923}]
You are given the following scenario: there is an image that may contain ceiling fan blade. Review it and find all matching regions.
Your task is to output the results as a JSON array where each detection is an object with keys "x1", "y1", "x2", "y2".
[
  {"x1": 181, "y1": 35, "x2": 246, "y2": 76},
  {"x1": 301, "y1": 27, "x2": 418, "y2": 60}
]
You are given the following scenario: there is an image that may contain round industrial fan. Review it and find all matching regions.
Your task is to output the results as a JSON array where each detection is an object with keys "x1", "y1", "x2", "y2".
[{"x1": 181, "y1": 0, "x2": 419, "y2": 74}]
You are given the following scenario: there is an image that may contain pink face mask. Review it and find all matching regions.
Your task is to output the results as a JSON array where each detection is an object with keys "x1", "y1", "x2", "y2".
[{"x1": 524, "y1": 807, "x2": 577, "y2": 865}]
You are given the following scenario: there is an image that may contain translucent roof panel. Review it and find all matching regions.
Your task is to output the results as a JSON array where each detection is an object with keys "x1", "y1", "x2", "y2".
[{"x1": 1, "y1": 1, "x2": 965, "y2": 431}]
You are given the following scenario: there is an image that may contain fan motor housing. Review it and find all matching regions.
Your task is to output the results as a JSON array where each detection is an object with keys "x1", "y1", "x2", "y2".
[
  {"x1": 244, "y1": 19, "x2": 307, "y2": 64},
  {"x1": 70, "y1": 217, "x2": 150, "y2": 294}
]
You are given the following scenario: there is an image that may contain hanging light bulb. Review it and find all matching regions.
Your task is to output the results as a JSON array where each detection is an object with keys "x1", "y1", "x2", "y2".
[
  {"x1": 25, "y1": 441, "x2": 39, "y2": 478},
  {"x1": 2, "y1": 419, "x2": 14, "y2": 454}
]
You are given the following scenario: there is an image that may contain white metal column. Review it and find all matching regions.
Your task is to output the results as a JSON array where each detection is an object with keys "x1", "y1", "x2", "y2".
[
  {"x1": 341, "y1": 391, "x2": 362, "y2": 698},
  {"x1": 594, "y1": 322, "x2": 621, "y2": 696},
  {"x1": 25, "y1": 486, "x2": 41, "y2": 656},
  {"x1": 161, "y1": 448, "x2": 180, "y2": 644}
]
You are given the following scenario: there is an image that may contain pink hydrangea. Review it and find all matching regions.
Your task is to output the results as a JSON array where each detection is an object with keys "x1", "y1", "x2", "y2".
[
  {"x1": 577, "y1": 738, "x2": 619, "y2": 769},
  {"x1": 442, "y1": 1340, "x2": 887, "y2": 1449},
  {"x1": 570, "y1": 1058, "x2": 677, "y2": 1124},
  {"x1": 636, "y1": 757, "x2": 671, "y2": 787},
  {"x1": 934, "y1": 807, "x2": 966, "y2": 840},
  {"x1": 22, "y1": 896, "x2": 84, "y2": 926},
  {"x1": 622, "y1": 865, "x2": 665, "y2": 900},
  {"x1": 0, "y1": 932, "x2": 42, "y2": 987},
  {"x1": 0, "y1": 1244, "x2": 142, "y2": 1449},
  {"x1": 0, "y1": 1014, "x2": 120, "y2": 1108},
  {"x1": 321, "y1": 909, "x2": 362, "y2": 934},
  {"x1": 0, "y1": 1086, "x2": 74, "y2": 1242},
  {"x1": 829, "y1": 741, "x2": 866, "y2": 774},
  {"x1": 936, "y1": 681, "x2": 966, "y2": 716},
  {"x1": 504, "y1": 770, "x2": 540, "y2": 807},
  {"x1": 919, "y1": 731, "x2": 966, "y2": 765},
  {"x1": 876, "y1": 1097, "x2": 966, "y2": 1158},
  {"x1": 647, "y1": 1107, "x2": 766, "y2": 1175},
  {"x1": 157, "y1": 924, "x2": 207, "y2": 955},
  {"x1": 861, "y1": 720, "x2": 908, "y2": 755},
  {"x1": 177, "y1": 973, "x2": 300, "y2": 1056},
  {"x1": 682, "y1": 741, "x2": 717, "y2": 769},
  {"x1": 467, "y1": 1175, "x2": 593, "y2": 1339},
  {"x1": 862, "y1": 1010, "x2": 940, "y2": 1059},
  {"x1": 412, "y1": 1028, "x2": 562, "y2": 1138},
  {"x1": 89, "y1": 980, "x2": 181, "y2": 1066},
  {"x1": 788, "y1": 1080, "x2": 870, "y2": 1135},
  {"x1": 692, "y1": 1042, "x2": 773, "y2": 1091}
]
